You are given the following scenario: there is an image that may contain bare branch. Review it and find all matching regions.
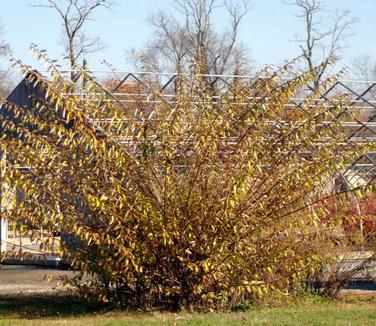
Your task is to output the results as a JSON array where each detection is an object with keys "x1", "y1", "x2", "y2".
[
  {"x1": 0, "y1": 23, "x2": 12, "y2": 99},
  {"x1": 32, "y1": 0, "x2": 114, "y2": 82},
  {"x1": 130, "y1": 0, "x2": 252, "y2": 90},
  {"x1": 288, "y1": 0, "x2": 356, "y2": 87}
]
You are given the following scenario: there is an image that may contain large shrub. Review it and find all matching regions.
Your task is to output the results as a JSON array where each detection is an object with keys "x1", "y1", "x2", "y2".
[{"x1": 1, "y1": 52, "x2": 374, "y2": 309}]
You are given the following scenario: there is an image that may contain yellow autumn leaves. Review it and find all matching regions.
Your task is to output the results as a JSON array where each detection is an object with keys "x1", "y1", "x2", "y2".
[{"x1": 0, "y1": 50, "x2": 375, "y2": 309}]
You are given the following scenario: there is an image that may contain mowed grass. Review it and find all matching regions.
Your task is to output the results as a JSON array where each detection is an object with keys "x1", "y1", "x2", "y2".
[{"x1": 0, "y1": 293, "x2": 376, "y2": 325}]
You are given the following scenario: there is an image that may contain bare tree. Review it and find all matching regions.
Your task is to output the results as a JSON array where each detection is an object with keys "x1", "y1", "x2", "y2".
[
  {"x1": 0, "y1": 35, "x2": 10, "y2": 58},
  {"x1": 289, "y1": 0, "x2": 356, "y2": 88},
  {"x1": 352, "y1": 55, "x2": 376, "y2": 81},
  {"x1": 0, "y1": 70, "x2": 14, "y2": 100},
  {"x1": 0, "y1": 24, "x2": 12, "y2": 99},
  {"x1": 350, "y1": 55, "x2": 376, "y2": 104},
  {"x1": 33, "y1": 0, "x2": 114, "y2": 81},
  {"x1": 129, "y1": 0, "x2": 251, "y2": 79}
]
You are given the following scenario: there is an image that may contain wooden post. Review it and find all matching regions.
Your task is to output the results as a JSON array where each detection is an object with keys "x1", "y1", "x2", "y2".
[
  {"x1": 0, "y1": 150, "x2": 8, "y2": 253},
  {"x1": 0, "y1": 220, "x2": 7, "y2": 253},
  {"x1": 353, "y1": 194, "x2": 364, "y2": 251},
  {"x1": 82, "y1": 58, "x2": 88, "y2": 91}
]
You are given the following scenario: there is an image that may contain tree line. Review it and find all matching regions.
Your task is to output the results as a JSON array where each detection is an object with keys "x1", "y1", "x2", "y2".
[{"x1": 0, "y1": 0, "x2": 374, "y2": 97}]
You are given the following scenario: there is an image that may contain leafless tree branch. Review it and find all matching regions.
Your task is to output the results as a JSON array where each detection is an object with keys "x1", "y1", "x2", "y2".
[
  {"x1": 289, "y1": 0, "x2": 356, "y2": 88},
  {"x1": 128, "y1": 0, "x2": 252, "y2": 89},
  {"x1": 0, "y1": 23, "x2": 13, "y2": 99},
  {"x1": 32, "y1": 0, "x2": 114, "y2": 82}
]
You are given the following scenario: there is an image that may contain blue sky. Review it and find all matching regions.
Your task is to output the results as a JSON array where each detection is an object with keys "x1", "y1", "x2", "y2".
[{"x1": 1, "y1": 0, "x2": 375, "y2": 77}]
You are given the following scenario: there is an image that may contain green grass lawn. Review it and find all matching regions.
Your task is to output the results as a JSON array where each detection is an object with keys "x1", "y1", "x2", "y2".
[{"x1": 0, "y1": 293, "x2": 376, "y2": 325}]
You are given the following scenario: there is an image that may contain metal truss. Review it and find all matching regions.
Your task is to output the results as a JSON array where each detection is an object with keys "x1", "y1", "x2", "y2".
[{"x1": 47, "y1": 70, "x2": 376, "y2": 182}]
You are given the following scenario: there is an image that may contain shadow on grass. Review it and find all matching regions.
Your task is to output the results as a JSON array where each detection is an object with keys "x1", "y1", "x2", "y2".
[{"x1": 0, "y1": 293, "x2": 111, "y2": 319}]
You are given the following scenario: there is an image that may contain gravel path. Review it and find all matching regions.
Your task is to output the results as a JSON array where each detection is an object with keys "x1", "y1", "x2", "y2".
[{"x1": 0, "y1": 265, "x2": 74, "y2": 294}]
